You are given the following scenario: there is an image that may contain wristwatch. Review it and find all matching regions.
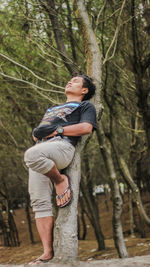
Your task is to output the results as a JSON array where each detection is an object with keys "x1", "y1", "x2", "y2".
[{"x1": 56, "y1": 126, "x2": 64, "y2": 136}]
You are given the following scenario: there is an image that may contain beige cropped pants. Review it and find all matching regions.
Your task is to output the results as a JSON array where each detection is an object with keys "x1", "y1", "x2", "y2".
[{"x1": 24, "y1": 137, "x2": 75, "y2": 218}]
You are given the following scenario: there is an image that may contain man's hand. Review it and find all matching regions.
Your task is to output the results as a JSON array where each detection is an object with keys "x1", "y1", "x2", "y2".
[
  {"x1": 32, "y1": 135, "x2": 38, "y2": 143},
  {"x1": 45, "y1": 130, "x2": 57, "y2": 139}
]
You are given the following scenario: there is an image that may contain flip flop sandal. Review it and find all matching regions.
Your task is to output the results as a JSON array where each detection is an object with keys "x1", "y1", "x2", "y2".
[
  {"x1": 56, "y1": 176, "x2": 72, "y2": 208},
  {"x1": 29, "y1": 258, "x2": 51, "y2": 265}
]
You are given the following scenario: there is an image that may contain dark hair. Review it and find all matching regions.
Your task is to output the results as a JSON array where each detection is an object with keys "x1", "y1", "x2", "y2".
[{"x1": 73, "y1": 74, "x2": 96, "y2": 101}]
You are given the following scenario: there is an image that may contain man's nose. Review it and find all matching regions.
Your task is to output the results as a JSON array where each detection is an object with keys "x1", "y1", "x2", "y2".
[{"x1": 67, "y1": 81, "x2": 72, "y2": 86}]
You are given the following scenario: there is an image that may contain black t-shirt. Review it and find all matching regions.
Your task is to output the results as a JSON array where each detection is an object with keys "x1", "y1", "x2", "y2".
[{"x1": 33, "y1": 101, "x2": 97, "y2": 145}]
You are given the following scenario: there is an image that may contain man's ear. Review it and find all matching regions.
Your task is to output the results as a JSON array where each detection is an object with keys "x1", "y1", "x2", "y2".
[{"x1": 82, "y1": 87, "x2": 88, "y2": 96}]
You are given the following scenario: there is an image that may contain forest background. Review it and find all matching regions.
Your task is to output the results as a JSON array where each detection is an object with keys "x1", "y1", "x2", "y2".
[{"x1": 0, "y1": 0, "x2": 150, "y2": 263}]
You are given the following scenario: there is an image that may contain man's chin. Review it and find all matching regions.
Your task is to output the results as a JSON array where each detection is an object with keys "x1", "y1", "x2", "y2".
[{"x1": 65, "y1": 88, "x2": 72, "y2": 93}]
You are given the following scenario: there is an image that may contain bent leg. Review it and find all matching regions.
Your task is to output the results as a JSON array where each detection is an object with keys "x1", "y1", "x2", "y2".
[
  {"x1": 24, "y1": 138, "x2": 75, "y2": 174},
  {"x1": 26, "y1": 140, "x2": 75, "y2": 263},
  {"x1": 25, "y1": 139, "x2": 75, "y2": 207}
]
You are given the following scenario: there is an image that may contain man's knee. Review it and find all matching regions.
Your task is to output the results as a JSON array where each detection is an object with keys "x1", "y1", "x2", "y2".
[{"x1": 24, "y1": 145, "x2": 41, "y2": 167}]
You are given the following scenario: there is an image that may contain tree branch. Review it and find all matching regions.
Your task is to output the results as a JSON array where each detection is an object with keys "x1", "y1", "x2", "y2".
[
  {"x1": 95, "y1": 0, "x2": 107, "y2": 32},
  {"x1": 39, "y1": 0, "x2": 79, "y2": 74},
  {"x1": 103, "y1": 0, "x2": 126, "y2": 65},
  {"x1": 0, "y1": 72, "x2": 63, "y2": 104},
  {"x1": 0, "y1": 52, "x2": 65, "y2": 90},
  {"x1": 0, "y1": 118, "x2": 18, "y2": 147}
]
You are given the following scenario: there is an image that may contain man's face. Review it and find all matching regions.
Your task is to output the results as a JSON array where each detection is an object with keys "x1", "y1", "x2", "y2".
[{"x1": 65, "y1": 76, "x2": 88, "y2": 98}]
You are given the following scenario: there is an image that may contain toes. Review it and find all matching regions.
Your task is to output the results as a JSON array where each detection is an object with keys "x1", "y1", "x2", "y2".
[
  {"x1": 55, "y1": 175, "x2": 71, "y2": 207},
  {"x1": 56, "y1": 188, "x2": 71, "y2": 206},
  {"x1": 56, "y1": 196, "x2": 61, "y2": 206}
]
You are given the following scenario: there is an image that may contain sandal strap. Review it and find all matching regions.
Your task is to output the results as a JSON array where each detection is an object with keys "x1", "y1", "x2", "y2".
[{"x1": 56, "y1": 185, "x2": 71, "y2": 200}]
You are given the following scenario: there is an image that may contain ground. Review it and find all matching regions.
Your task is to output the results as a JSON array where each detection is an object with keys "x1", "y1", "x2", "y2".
[{"x1": 0, "y1": 191, "x2": 150, "y2": 264}]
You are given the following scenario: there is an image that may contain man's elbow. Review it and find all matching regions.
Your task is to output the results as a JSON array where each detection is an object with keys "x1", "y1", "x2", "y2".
[{"x1": 83, "y1": 123, "x2": 93, "y2": 134}]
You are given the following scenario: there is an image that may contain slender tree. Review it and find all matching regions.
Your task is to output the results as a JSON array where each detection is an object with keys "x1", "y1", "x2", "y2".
[
  {"x1": 96, "y1": 122, "x2": 128, "y2": 258},
  {"x1": 53, "y1": 0, "x2": 103, "y2": 261}
]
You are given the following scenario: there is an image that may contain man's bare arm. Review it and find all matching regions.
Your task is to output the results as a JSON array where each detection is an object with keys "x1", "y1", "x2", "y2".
[
  {"x1": 47, "y1": 122, "x2": 93, "y2": 138},
  {"x1": 59, "y1": 122, "x2": 93, "y2": 136},
  {"x1": 32, "y1": 122, "x2": 93, "y2": 142}
]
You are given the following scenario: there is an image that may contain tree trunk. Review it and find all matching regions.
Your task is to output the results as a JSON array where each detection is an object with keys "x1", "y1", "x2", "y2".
[
  {"x1": 128, "y1": 189, "x2": 135, "y2": 237},
  {"x1": 53, "y1": 0, "x2": 103, "y2": 261},
  {"x1": 108, "y1": 133, "x2": 150, "y2": 226},
  {"x1": 0, "y1": 182, "x2": 20, "y2": 247},
  {"x1": 78, "y1": 196, "x2": 87, "y2": 240},
  {"x1": 80, "y1": 178, "x2": 105, "y2": 250},
  {"x1": 53, "y1": 149, "x2": 81, "y2": 262},
  {"x1": 7, "y1": 210, "x2": 20, "y2": 246},
  {"x1": 39, "y1": 0, "x2": 79, "y2": 75},
  {"x1": 96, "y1": 122, "x2": 128, "y2": 258},
  {"x1": 111, "y1": 179, "x2": 127, "y2": 258},
  {"x1": 81, "y1": 142, "x2": 105, "y2": 250},
  {"x1": 25, "y1": 193, "x2": 34, "y2": 244},
  {"x1": 138, "y1": 214, "x2": 146, "y2": 238},
  {"x1": 0, "y1": 210, "x2": 9, "y2": 246},
  {"x1": 120, "y1": 158, "x2": 150, "y2": 226},
  {"x1": 73, "y1": 0, "x2": 103, "y2": 111}
]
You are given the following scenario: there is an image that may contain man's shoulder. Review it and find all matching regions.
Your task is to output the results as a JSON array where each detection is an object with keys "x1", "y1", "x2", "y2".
[{"x1": 80, "y1": 100, "x2": 96, "y2": 109}]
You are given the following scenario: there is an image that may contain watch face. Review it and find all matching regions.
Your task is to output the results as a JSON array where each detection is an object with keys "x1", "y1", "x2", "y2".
[{"x1": 57, "y1": 126, "x2": 63, "y2": 134}]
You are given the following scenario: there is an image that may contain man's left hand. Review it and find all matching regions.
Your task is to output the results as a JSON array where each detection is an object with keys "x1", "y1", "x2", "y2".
[{"x1": 45, "y1": 131, "x2": 57, "y2": 139}]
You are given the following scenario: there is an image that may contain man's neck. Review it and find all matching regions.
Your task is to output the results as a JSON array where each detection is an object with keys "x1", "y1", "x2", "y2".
[{"x1": 66, "y1": 96, "x2": 83, "y2": 103}]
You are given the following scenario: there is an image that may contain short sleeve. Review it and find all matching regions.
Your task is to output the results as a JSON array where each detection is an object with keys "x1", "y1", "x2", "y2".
[{"x1": 79, "y1": 101, "x2": 97, "y2": 130}]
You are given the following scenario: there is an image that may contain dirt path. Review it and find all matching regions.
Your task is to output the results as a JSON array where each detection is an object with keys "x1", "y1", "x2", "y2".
[
  {"x1": 1, "y1": 193, "x2": 150, "y2": 265},
  {"x1": 0, "y1": 255, "x2": 150, "y2": 267}
]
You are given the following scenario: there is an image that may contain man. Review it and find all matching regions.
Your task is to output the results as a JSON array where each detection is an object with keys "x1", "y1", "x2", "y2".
[{"x1": 24, "y1": 74, "x2": 97, "y2": 264}]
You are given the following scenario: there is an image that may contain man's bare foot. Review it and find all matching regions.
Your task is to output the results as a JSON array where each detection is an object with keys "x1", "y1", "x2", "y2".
[
  {"x1": 44, "y1": 165, "x2": 72, "y2": 207},
  {"x1": 55, "y1": 174, "x2": 71, "y2": 207},
  {"x1": 29, "y1": 252, "x2": 53, "y2": 265}
]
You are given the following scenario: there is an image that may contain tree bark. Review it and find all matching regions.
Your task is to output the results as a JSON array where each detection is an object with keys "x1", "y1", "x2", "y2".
[
  {"x1": 25, "y1": 193, "x2": 34, "y2": 244},
  {"x1": 111, "y1": 179, "x2": 127, "y2": 258},
  {"x1": 0, "y1": 180, "x2": 20, "y2": 247},
  {"x1": 73, "y1": 0, "x2": 103, "y2": 112},
  {"x1": 78, "y1": 196, "x2": 87, "y2": 240},
  {"x1": 128, "y1": 189, "x2": 135, "y2": 237},
  {"x1": 120, "y1": 158, "x2": 150, "y2": 226},
  {"x1": 0, "y1": 210, "x2": 9, "y2": 246},
  {"x1": 80, "y1": 178, "x2": 105, "y2": 250},
  {"x1": 80, "y1": 143, "x2": 105, "y2": 250},
  {"x1": 7, "y1": 210, "x2": 20, "y2": 246},
  {"x1": 108, "y1": 134, "x2": 150, "y2": 226},
  {"x1": 138, "y1": 215, "x2": 146, "y2": 238},
  {"x1": 53, "y1": 149, "x2": 81, "y2": 262},
  {"x1": 96, "y1": 122, "x2": 128, "y2": 258}
]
